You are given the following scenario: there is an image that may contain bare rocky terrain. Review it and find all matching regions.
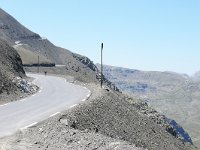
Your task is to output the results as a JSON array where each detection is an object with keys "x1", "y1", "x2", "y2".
[
  {"x1": 0, "y1": 7, "x2": 197, "y2": 150},
  {"x1": 98, "y1": 64, "x2": 200, "y2": 148},
  {"x1": 0, "y1": 39, "x2": 37, "y2": 104}
]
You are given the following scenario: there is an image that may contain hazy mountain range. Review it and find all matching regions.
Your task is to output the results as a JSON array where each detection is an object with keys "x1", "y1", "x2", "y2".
[{"x1": 98, "y1": 64, "x2": 200, "y2": 148}]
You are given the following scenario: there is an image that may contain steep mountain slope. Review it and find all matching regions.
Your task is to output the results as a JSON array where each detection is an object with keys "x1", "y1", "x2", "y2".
[
  {"x1": 0, "y1": 39, "x2": 25, "y2": 77},
  {"x1": 99, "y1": 64, "x2": 200, "y2": 148},
  {"x1": 0, "y1": 39, "x2": 33, "y2": 103},
  {"x1": 0, "y1": 39, "x2": 25, "y2": 91},
  {"x1": 0, "y1": 8, "x2": 38, "y2": 45},
  {"x1": 0, "y1": 8, "x2": 90, "y2": 66}
]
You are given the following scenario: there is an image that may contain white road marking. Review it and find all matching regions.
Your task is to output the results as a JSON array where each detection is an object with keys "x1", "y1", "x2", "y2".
[
  {"x1": 21, "y1": 122, "x2": 38, "y2": 130},
  {"x1": 0, "y1": 103, "x2": 8, "y2": 107},
  {"x1": 55, "y1": 65, "x2": 66, "y2": 67},
  {"x1": 70, "y1": 104, "x2": 77, "y2": 108},
  {"x1": 49, "y1": 112, "x2": 61, "y2": 117},
  {"x1": 20, "y1": 99, "x2": 26, "y2": 102}
]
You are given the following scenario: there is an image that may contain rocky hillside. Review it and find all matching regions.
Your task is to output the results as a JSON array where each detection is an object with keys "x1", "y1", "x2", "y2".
[
  {"x1": 0, "y1": 39, "x2": 36, "y2": 104},
  {"x1": 0, "y1": 8, "x2": 39, "y2": 44},
  {"x1": 0, "y1": 39, "x2": 25, "y2": 77},
  {"x1": 0, "y1": 7, "x2": 93, "y2": 66},
  {"x1": 0, "y1": 39, "x2": 25, "y2": 96},
  {"x1": 99, "y1": 64, "x2": 200, "y2": 148}
]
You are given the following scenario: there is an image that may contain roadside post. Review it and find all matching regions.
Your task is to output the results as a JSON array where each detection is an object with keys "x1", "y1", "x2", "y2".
[{"x1": 101, "y1": 43, "x2": 103, "y2": 88}]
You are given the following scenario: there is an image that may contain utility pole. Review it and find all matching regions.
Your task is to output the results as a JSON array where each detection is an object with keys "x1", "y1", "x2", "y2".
[
  {"x1": 101, "y1": 43, "x2": 103, "y2": 88},
  {"x1": 37, "y1": 55, "x2": 39, "y2": 73}
]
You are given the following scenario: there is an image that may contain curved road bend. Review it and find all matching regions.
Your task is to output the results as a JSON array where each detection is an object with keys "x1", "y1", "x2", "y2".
[{"x1": 0, "y1": 74, "x2": 90, "y2": 138}]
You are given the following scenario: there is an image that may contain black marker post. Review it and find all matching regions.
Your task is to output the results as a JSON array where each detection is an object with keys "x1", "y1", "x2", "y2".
[{"x1": 101, "y1": 43, "x2": 103, "y2": 88}]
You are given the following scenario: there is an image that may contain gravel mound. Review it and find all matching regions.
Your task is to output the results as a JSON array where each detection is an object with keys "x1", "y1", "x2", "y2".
[
  {"x1": 59, "y1": 85, "x2": 195, "y2": 150},
  {"x1": 0, "y1": 118, "x2": 143, "y2": 150}
]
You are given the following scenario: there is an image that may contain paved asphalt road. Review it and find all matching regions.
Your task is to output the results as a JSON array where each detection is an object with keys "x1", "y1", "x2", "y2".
[{"x1": 0, "y1": 74, "x2": 90, "y2": 138}]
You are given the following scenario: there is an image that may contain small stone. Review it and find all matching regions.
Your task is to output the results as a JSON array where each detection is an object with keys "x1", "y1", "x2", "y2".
[{"x1": 60, "y1": 119, "x2": 68, "y2": 126}]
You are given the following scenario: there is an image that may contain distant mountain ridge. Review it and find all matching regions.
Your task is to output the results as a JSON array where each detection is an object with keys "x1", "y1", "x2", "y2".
[{"x1": 99, "y1": 64, "x2": 200, "y2": 148}]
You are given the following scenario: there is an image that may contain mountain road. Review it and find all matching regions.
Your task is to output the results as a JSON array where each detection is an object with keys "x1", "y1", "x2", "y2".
[{"x1": 0, "y1": 74, "x2": 90, "y2": 138}]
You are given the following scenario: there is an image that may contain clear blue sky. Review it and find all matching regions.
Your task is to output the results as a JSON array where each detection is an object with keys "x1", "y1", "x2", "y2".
[{"x1": 1, "y1": 0, "x2": 200, "y2": 75}]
